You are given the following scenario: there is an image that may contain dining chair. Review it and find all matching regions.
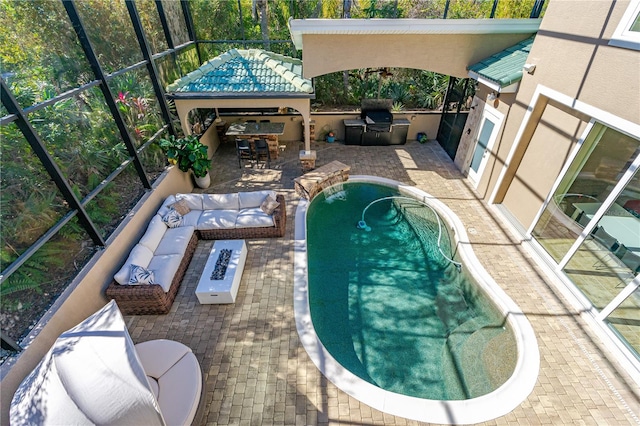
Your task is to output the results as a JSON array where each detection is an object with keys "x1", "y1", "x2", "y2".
[
  {"x1": 254, "y1": 138, "x2": 270, "y2": 169},
  {"x1": 620, "y1": 250, "x2": 640, "y2": 274},
  {"x1": 236, "y1": 139, "x2": 253, "y2": 168},
  {"x1": 593, "y1": 226, "x2": 620, "y2": 252}
]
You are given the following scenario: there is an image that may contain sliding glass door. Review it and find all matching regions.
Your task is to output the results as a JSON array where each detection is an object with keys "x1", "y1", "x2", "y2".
[{"x1": 530, "y1": 123, "x2": 640, "y2": 356}]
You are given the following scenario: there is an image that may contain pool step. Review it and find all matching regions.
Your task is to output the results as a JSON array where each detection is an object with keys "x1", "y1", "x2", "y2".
[{"x1": 441, "y1": 319, "x2": 509, "y2": 399}]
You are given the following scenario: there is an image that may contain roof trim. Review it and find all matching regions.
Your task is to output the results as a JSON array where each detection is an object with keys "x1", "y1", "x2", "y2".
[
  {"x1": 167, "y1": 92, "x2": 315, "y2": 100},
  {"x1": 467, "y1": 36, "x2": 534, "y2": 89},
  {"x1": 289, "y1": 18, "x2": 542, "y2": 49}
]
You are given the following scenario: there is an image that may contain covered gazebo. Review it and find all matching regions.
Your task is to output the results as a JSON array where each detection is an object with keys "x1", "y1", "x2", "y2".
[{"x1": 166, "y1": 48, "x2": 315, "y2": 153}]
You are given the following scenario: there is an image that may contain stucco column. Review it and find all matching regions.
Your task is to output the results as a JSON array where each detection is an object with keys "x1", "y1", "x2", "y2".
[
  {"x1": 302, "y1": 115, "x2": 311, "y2": 151},
  {"x1": 174, "y1": 100, "x2": 192, "y2": 136}
]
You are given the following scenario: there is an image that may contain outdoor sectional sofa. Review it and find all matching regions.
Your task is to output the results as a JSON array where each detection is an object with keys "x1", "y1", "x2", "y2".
[{"x1": 106, "y1": 190, "x2": 285, "y2": 315}]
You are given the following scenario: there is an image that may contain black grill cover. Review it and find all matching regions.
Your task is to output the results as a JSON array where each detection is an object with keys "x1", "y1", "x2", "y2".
[{"x1": 362, "y1": 109, "x2": 393, "y2": 131}]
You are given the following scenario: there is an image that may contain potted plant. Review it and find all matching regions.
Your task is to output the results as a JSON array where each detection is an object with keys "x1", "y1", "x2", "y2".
[
  {"x1": 158, "y1": 134, "x2": 211, "y2": 188},
  {"x1": 326, "y1": 131, "x2": 335, "y2": 143}
]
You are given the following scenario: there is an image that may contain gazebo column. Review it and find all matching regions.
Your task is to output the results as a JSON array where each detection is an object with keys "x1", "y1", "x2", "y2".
[
  {"x1": 298, "y1": 106, "x2": 316, "y2": 172},
  {"x1": 174, "y1": 101, "x2": 193, "y2": 136}
]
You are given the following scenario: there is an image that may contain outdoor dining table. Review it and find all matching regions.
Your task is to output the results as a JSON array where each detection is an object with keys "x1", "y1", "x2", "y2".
[
  {"x1": 225, "y1": 122, "x2": 285, "y2": 159},
  {"x1": 573, "y1": 202, "x2": 640, "y2": 253}
]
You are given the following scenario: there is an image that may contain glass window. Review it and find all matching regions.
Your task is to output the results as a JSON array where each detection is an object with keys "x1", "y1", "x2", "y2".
[
  {"x1": 532, "y1": 125, "x2": 640, "y2": 263},
  {"x1": 0, "y1": 1, "x2": 92, "y2": 109},
  {"x1": 29, "y1": 87, "x2": 125, "y2": 199},
  {"x1": 562, "y1": 183, "x2": 640, "y2": 309},
  {"x1": 136, "y1": 0, "x2": 168, "y2": 54},
  {"x1": 75, "y1": 0, "x2": 143, "y2": 73},
  {"x1": 610, "y1": 0, "x2": 640, "y2": 50},
  {"x1": 605, "y1": 292, "x2": 640, "y2": 356}
]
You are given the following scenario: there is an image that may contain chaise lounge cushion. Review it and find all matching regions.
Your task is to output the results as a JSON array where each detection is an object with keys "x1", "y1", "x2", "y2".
[
  {"x1": 114, "y1": 245, "x2": 155, "y2": 285},
  {"x1": 197, "y1": 209, "x2": 239, "y2": 230}
]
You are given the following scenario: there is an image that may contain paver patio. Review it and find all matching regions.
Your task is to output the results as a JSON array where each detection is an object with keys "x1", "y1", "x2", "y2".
[{"x1": 126, "y1": 138, "x2": 640, "y2": 425}]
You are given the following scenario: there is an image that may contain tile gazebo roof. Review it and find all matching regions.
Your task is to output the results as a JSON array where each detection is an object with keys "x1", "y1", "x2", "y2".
[
  {"x1": 467, "y1": 36, "x2": 535, "y2": 89},
  {"x1": 166, "y1": 49, "x2": 313, "y2": 97}
]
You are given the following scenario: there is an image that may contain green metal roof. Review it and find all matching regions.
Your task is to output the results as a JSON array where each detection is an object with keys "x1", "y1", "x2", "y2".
[
  {"x1": 166, "y1": 49, "x2": 313, "y2": 95},
  {"x1": 467, "y1": 36, "x2": 535, "y2": 87}
]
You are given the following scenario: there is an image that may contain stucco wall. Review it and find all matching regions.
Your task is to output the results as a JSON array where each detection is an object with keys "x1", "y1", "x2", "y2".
[
  {"x1": 484, "y1": 0, "x2": 640, "y2": 229},
  {"x1": 0, "y1": 166, "x2": 194, "y2": 424},
  {"x1": 301, "y1": 33, "x2": 536, "y2": 79},
  {"x1": 501, "y1": 105, "x2": 588, "y2": 227}
]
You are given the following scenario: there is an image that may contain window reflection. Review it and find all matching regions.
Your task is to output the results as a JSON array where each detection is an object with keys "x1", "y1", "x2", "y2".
[
  {"x1": 563, "y1": 188, "x2": 639, "y2": 309},
  {"x1": 532, "y1": 126, "x2": 640, "y2": 263}
]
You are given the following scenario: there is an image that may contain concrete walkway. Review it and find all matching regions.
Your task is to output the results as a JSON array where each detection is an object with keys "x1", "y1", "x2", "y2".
[{"x1": 127, "y1": 138, "x2": 640, "y2": 425}]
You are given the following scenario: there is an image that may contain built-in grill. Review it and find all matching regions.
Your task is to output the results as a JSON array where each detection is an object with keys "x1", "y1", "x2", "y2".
[{"x1": 344, "y1": 99, "x2": 410, "y2": 146}]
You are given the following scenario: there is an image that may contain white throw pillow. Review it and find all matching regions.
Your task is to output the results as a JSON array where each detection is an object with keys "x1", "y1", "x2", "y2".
[
  {"x1": 162, "y1": 209, "x2": 183, "y2": 228},
  {"x1": 157, "y1": 195, "x2": 177, "y2": 218},
  {"x1": 114, "y1": 244, "x2": 154, "y2": 285},
  {"x1": 129, "y1": 264, "x2": 158, "y2": 285}
]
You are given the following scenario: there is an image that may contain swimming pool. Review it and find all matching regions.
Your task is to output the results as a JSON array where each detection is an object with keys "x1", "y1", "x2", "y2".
[{"x1": 294, "y1": 176, "x2": 539, "y2": 424}]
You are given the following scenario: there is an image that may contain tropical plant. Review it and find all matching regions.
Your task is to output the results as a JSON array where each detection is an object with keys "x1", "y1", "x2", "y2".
[{"x1": 158, "y1": 134, "x2": 211, "y2": 178}]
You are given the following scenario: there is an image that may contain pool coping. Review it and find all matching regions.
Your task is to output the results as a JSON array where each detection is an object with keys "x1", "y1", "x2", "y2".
[{"x1": 293, "y1": 175, "x2": 540, "y2": 424}]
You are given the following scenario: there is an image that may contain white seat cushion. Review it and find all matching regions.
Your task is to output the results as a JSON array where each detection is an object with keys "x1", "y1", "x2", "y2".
[
  {"x1": 202, "y1": 193, "x2": 239, "y2": 210},
  {"x1": 197, "y1": 210, "x2": 238, "y2": 230},
  {"x1": 180, "y1": 210, "x2": 202, "y2": 228},
  {"x1": 235, "y1": 208, "x2": 276, "y2": 228},
  {"x1": 114, "y1": 244, "x2": 154, "y2": 285},
  {"x1": 135, "y1": 340, "x2": 201, "y2": 426},
  {"x1": 154, "y1": 226, "x2": 195, "y2": 256},
  {"x1": 138, "y1": 215, "x2": 168, "y2": 252},
  {"x1": 238, "y1": 190, "x2": 277, "y2": 209},
  {"x1": 175, "y1": 193, "x2": 204, "y2": 210},
  {"x1": 147, "y1": 254, "x2": 184, "y2": 292}
]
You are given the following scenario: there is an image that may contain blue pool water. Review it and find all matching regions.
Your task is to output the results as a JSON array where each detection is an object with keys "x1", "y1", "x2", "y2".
[{"x1": 306, "y1": 182, "x2": 517, "y2": 400}]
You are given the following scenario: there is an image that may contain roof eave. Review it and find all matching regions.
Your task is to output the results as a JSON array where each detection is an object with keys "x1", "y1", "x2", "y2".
[
  {"x1": 468, "y1": 71, "x2": 520, "y2": 93},
  {"x1": 289, "y1": 18, "x2": 542, "y2": 50},
  {"x1": 167, "y1": 92, "x2": 316, "y2": 100}
]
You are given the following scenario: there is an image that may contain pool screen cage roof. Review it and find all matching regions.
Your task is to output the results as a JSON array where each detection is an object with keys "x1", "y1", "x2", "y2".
[{"x1": 0, "y1": 0, "x2": 546, "y2": 354}]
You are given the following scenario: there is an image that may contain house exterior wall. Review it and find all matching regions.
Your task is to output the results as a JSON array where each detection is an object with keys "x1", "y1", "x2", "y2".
[{"x1": 475, "y1": 0, "x2": 640, "y2": 230}]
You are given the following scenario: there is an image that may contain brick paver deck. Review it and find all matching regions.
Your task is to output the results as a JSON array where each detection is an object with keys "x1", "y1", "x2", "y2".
[{"x1": 127, "y1": 138, "x2": 640, "y2": 425}]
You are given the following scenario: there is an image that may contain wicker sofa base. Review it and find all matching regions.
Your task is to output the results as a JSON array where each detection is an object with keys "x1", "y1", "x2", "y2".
[
  {"x1": 106, "y1": 233, "x2": 199, "y2": 315},
  {"x1": 106, "y1": 195, "x2": 286, "y2": 316}
]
